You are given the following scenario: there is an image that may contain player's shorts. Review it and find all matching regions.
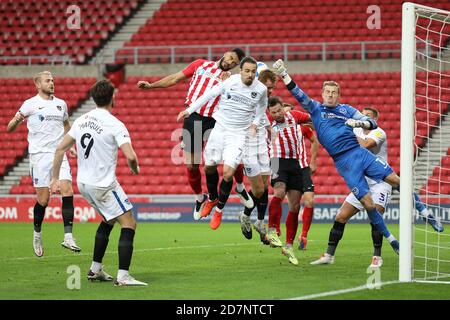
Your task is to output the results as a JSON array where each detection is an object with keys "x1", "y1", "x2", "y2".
[
  {"x1": 243, "y1": 132, "x2": 270, "y2": 177},
  {"x1": 204, "y1": 122, "x2": 246, "y2": 169},
  {"x1": 181, "y1": 110, "x2": 216, "y2": 154},
  {"x1": 345, "y1": 180, "x2": 392, "y2": 211},
  {"x1": 78, "y1": 180, "x2": 133, "y2": 222},
  {"x1": 333, "y1": 147, "x2": 393, "y2": 201},
  {"x1": 270, "y1": 158, "x2": 303, "y2": 192},
  {"x1": 299, "y1": 166, "x2": 315, "y2": 193},
  {"x1": 30, "y1": 152, "x2": 72, "y2": 187}
]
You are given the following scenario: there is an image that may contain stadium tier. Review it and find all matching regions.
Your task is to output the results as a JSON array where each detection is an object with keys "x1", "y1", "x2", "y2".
[
  {"x1": 422, "y1": 148, "x2": 450, "y2": 195},
  {"x1": 0, "y1": 0, "x2": 144, "y2": 65},
  {"x1": 8, "y1": 71, "x2": 448, "y2": 195},
  {"x1": 116, "y1": 0, "x2": 450, "y2": 63},
  {"x1": 1, "y1": 77, "x2": 96, "y2": 182}
]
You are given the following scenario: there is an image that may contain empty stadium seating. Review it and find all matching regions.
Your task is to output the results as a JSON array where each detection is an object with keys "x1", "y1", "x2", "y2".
[
  {"x1": 0, "y1": 0, "x2": 143, "y2": 65},
  {"x1": 117, "y1": 0, "x2": 450, "y2": 63},
  {"x1": 7, "y1": 70, "x2": 449, "y2": 196},
  {"x1": 421, "y1": 148, "x2": 450, "y2": 196},
  {"x1": 1, "y1": 77, "x2": 96, "y2": 187}
]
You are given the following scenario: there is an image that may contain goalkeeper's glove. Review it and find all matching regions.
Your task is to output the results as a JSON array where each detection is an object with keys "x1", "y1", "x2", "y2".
[
  {"x1": 273, "y1": 59, "x2": 292, "y2": 85},
  {"x1": 345, "y1": 119, "x2": 371, "y2": 129}
]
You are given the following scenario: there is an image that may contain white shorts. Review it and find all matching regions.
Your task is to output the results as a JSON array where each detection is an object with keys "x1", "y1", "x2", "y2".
[
  {"x1": 345, "y1": 181, "x2": 392, "y2": 211},
  {"x1": 243, "y1": 132, "x2": 270, "y2": 177},
  {"x1": 30, "y1": 152, "x2": 72, "y2": 187},
  {"x1": 204, "y1": 123, "x2": 246, "y2": 169},
  {"x1": 78, "y1": 181, "x2": 133, "y2": 222}
]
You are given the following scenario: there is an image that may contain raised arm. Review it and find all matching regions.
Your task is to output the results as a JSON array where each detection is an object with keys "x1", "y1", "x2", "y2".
[
  {"x1": 137, "y1": 71, "x2": 188, "y2": 90},
  {"x1": 177, "y1": 82, "x2": 224, "y2": 122},
  {"x1": 345, "y1": 109, "x2": 377, "y2": 130},
  {"x1": 272, "y1": 59, "x2": 321, "y2": 113}
]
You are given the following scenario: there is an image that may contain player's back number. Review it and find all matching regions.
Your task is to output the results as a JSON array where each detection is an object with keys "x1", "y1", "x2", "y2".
[{"x1": 80, "y1": 133, "x2": 94, "y2": 159}]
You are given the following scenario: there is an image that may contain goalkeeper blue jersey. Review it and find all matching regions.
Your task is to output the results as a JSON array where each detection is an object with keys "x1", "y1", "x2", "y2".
[{"x1": 286, "y1": 81, "x2": 372, "y2": 158}]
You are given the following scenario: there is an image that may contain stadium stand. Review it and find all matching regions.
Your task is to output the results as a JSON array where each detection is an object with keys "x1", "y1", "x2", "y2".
[
  {"x1": 1, "y1": 77, "x2": 96, "y2": 192},
  {"x1": 423, "y1": 148, "x2": 450, "y2": 196},
  {"x1": 3, "y1": 70, "x2": 431, "y2": 196},
  {"x1": 117, "y1": 0, "x2": 450, "y2": 63},
  {"x1": 0, "y1": 0, "x2": 144, "y2": 65}
]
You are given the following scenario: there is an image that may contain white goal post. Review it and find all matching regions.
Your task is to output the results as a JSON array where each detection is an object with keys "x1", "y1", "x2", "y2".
[{"x1": 400, "y1": 2, "x2": 450, "y2": 283}]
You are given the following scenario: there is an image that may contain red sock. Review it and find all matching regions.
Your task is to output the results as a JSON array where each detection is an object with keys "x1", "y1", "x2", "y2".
[
  {"x1": 234, "y1": 164, "x2": 244, "y2": 184},
  {"x1": 301, "y1": 207, "x2": 313, "y2": 238},
  {"x1": 286, "y1": 211, "x2": 299, "y2": 246},
  {"x1": 269, "y1": 196, "x2": 283, "y2": 229},
  {"x1": 186, "y1": 167, "x2": 202, "y2": 195}
]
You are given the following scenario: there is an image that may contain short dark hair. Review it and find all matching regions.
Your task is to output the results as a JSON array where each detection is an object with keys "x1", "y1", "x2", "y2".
[
  {"x1": 90, "y1": 79, "x2": 115, "y2": 107},
  {"x1": 258, "y1": 69, "x2": 277, "y2": 84},
  {"x1": 363, "y1": 107, "x2": 379, "y2": 118},
  {"x1": 268, "y1": 96, "x2": 283, "y2": 108},
  {"x1": 232, "y1": 48, "x2": 245, "y2": 61},
  {"x1": 239, "y1": 56, "x2": 257, "y2": 69}
]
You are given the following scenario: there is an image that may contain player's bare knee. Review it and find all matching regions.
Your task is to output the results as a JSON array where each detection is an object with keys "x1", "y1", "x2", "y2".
[
  {"x1": 204, "y1": 165, "x2": 216, "y2": 175},
  {"x1": 289, "y1": 203, "x2": 300, "y2": 214},
  {"x1": 335, "y1": 212, "x2": 348, "y2": 224}
]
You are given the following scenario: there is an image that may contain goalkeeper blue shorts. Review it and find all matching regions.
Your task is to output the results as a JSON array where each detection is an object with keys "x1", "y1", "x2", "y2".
[{"x1": 333, "y1": 147, "x2": 393, "y2": 200}]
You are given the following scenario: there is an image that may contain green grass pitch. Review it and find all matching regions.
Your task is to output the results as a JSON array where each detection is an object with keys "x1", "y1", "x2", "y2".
[{"x1": 0, "y1": 222, "x2": 449, "y2": 300}]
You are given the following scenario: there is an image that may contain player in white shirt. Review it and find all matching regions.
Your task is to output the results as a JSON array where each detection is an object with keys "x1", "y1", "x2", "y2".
[
  {"x1": 177, "y1": 56, "x2": 268, "y2": 230},
  {"x1": 7, "y1": 71, "x2": 80, "y2": 257},
  {"x1": 50, "y1": 80, "x2": 146, "y2": 286},
  {"x1": 238, "y1": 67, "x2": 278, "y2": 245}
]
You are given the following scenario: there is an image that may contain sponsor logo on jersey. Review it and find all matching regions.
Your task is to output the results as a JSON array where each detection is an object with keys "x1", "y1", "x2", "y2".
[
  {"x1": 34, "y1": 178, "x2": 39, "y2": 185},
  {"x1": 321, "y1": 112, "x2": 348, "y2": 121},
  {"x1": 38, "y1": 114, "x2": 45, "y2": 122}
]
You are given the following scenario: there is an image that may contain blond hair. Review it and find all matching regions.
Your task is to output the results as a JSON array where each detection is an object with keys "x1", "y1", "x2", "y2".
[
  {"x1": 322, "y1": 80, "x2": 340, "y2": 94},
  {"x1": 34, "y1": 71, "x2": 52, "y2": 84}
]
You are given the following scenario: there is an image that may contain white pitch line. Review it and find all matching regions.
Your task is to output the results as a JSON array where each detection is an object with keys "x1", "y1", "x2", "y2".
[
  {"x1": 288, "y1": 280, "x2": 400, "y2": 300},
  {"x1": 0, "y1": 242, "x2": 259, "y2": 262}
]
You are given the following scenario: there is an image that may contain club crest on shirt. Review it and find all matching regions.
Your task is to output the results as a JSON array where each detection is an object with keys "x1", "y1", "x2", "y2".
[
  {"x1": 34, "y1": 178, "x2": 39, "y2": 185},
  {"x1": 352, "y1": 187, "x2": 359, "y2": 196},
  {"x1": 251, "y1": 92, "x2": 257, "y2": 98},
  {"x1": 56, "y1": 105, "x2": 62, "y2": 111},
  {"x1": 339, "y1": 107, "x2": 347, "y2": 115}
]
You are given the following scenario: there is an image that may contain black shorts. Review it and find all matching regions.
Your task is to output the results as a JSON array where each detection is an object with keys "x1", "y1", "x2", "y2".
[
  {"x1": 270, "y1": 158, "x2": 303, "y2": 192},
  {"x1": 299, "y1": 166, "x2": 314, "y2": 193},
  {"x1": 181, "y1": 111, "x2": 216, "y2": 154}
]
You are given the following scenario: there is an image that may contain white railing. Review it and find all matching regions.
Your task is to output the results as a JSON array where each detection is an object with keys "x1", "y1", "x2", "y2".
[
  {"x1": 0, "y1": 55, "x2": 72, "y2": 66},
  {"x1": 112, "y1": 40, "x2": 403, "y2": 64}
]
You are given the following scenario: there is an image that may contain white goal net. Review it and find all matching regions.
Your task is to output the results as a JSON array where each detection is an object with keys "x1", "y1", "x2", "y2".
[{"x1": 400, "y1": 2, "x2": 450, "y2": 283}]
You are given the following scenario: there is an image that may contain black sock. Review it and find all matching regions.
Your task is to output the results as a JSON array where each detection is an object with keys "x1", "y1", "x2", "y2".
[
  {"x1": 217, "y1": 179, "x2": 233, "y2": 210},
  {"x1": 62, "y1": 196, "x2": 74, "y2": 234},
  {"x1": 118, "y1": 228, "x2": 135, "y2": 271},
  {"x1": 371, "y1": 223, "x2": 383, "y2": 256},
  {"x1": 326, "y1": 221, "x2": 346, "y2": 256},
  {"x1": 206, "y1": 169, "x2": 219, "y2": 201},
  {"x1": 256, "y1": 189, "x2": 269, "y2": 221},
  {"x1": 93, "y1": 222, "x2": 114, "y2": 263},
  {"x1": 33, "y1": 202, "x2": 46, "y2": 232},
  {"x1": 243, "y1": 190, "x2": 256, "y2": 216}
]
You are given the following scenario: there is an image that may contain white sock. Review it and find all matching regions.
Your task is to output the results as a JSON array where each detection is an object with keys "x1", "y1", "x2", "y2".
[
  {"x1": 387, "y1": 235, "x2": 396, "y2": 243},
  {"x1": 420, "y1": 209, "x2": 430, "y2": 217},
  {"x1": 117, "y1": 269, "x2": 129, "y2": 280},
  {"x1": 216, "y1": 208, "x2": 222, "y2": 213},
  {"x1": 90, "y1": 261, "x2": 102, "y2": 273},
  {"x1": 34, "y1": 231, "x2": 41, "y2": 239},
  {"x1": 64, "y1": 233, "x2": 73, "y2": 240},
  {"x1": 194, "y1": 194, "x2": 204, "y2": 202},
  {"x1": 236, "y1": 183, "x2": 244, "y2": 193}
]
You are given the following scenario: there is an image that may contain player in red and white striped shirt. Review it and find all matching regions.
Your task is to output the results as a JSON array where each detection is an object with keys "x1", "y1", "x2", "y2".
[
  {"x1": 265, "y1": 96, "x2": 311, "y2": 266},
  {"x1": 137, "y1": 49, "x2": 254, "y2": 219},
  {"x1": 283, "y1": 103, "x2": 319, "y2": 251}
]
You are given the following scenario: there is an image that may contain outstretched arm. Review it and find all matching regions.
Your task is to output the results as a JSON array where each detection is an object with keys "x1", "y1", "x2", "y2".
[
  {"x1": 345, "y1": 110, "x2": 377, "y2": 130},
  {"x1": 137, "y1": 71, "x2": 188, "y2": 90},
  {"x1": 273, "y1": 59, "x2": 321, "y2": 113}
]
